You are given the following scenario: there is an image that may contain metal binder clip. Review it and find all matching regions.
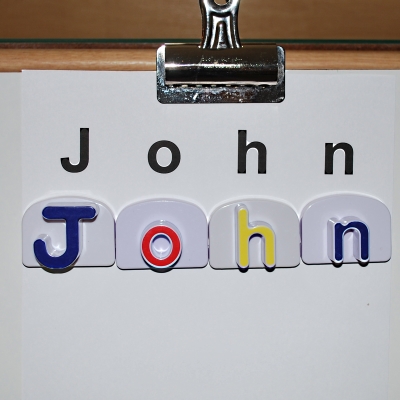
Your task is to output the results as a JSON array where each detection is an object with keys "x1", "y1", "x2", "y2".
[{"x1": 157, "y1": 0, "x2": 285, "y2": 104}]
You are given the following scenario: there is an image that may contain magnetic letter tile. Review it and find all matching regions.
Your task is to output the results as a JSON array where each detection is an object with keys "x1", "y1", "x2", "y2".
[
  {"x1": 22, "y1": 197, "x2": 115, "y2": 269},
  {"x1": 301, "y1": 194, "x2": 391, "y2": 265},
  {"x1": 209, "y1": 199, "x2": 300, "y2": 270},
  {"x1": 116, "y1": 199, "x2": 208, "y2": 270}
]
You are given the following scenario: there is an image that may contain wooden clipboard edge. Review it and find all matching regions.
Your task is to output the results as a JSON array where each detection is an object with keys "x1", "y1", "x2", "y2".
[{"x1": 1, "y1": 47, "x2": 400, "y2": 72}]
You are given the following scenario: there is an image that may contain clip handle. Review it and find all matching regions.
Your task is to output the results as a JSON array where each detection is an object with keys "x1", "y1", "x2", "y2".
[{"x1": 199, "y1": 0, "x2": 241, "y2": 49}]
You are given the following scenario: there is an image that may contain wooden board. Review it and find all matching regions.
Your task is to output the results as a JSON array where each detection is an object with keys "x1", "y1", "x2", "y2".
[
  {"x1": 1, "y1": 48, "x2": 400, "y2": 72},
  {"x1": 1, "y1": 0, "x2": 400, "y2": 40}
]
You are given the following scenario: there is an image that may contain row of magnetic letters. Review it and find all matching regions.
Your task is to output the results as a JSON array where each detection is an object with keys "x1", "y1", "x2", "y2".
[{"x1": 22, "y1": 194, "x2": 391, "y2": 272}]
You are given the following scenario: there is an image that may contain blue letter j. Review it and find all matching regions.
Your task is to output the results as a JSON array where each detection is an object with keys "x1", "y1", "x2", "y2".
[{"x1": 34, "y1": 206, "x2": 97, "y2": 270}]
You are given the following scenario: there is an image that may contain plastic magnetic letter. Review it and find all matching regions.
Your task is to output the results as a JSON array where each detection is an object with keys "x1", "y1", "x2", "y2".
[
  {"x1": 116, "y1": 199, "x2": 207, "y2": 270},
  {"x1": 141, "y1": 221, "x2": 182, "y2": 271},
  {"x1": 327, "y1": 217, "x2": 369, "y2": 264},
  {"x1": 34, "y1": 206, "x2": 97, "y2": 270},
  {"x1": 236, "y1": 204, "x2": 276, "y2": 270},
  {"x1": 301, "y1": 194, "x2": 391, "y2": 265}
]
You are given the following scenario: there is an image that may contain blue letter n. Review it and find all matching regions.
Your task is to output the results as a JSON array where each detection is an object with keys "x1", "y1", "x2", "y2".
[{"x1": 327, "y1": 217, "x2": 369, "y2": 264}]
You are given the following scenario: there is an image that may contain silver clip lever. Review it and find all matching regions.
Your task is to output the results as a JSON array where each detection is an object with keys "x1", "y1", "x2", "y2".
[
  {"x1": 199, "y1": 0, "x2": 241, "y2": 50},
  {"x1": 157, "y1": 0, "x2": 285, "y2": 104}
]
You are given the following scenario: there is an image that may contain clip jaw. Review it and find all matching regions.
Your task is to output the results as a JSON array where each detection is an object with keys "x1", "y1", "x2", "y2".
[{"x1": 157, "y1": 0, "x2": 285, "y2": 104}]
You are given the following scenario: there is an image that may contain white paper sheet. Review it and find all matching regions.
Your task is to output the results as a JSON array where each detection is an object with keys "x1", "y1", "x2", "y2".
[{"x1": 21, "y1": 71, "x2": 395, "y2": 399}]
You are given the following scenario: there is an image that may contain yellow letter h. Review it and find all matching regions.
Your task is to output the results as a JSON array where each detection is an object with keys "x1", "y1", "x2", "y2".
[{"x1": 236, "y1": 204, "x2": 276, "y2": 270}]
